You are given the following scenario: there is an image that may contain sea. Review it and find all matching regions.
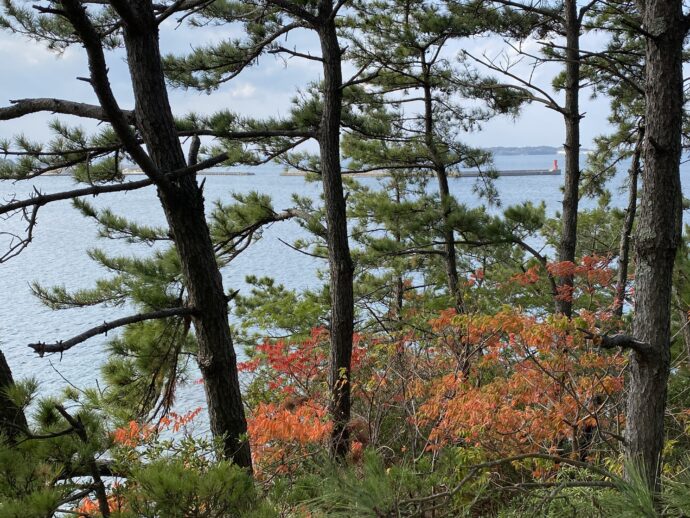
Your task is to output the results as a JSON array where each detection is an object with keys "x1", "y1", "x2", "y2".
[{"x1": 2, "y1": 153, "x2": 689, "y2": 428}]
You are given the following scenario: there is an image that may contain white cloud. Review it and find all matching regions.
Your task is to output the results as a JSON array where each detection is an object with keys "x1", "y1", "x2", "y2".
[
  {"x1": 229, "y1": 82, "x2": 257, "y2": 98},
  {"x1": 0, "y1": 18, "x2": 614, "y2": 148}
]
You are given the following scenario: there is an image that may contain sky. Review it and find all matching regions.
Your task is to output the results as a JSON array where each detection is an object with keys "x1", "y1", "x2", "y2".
[{"x1": 0, "y1": 13, "x2": 615, "y2": 151}]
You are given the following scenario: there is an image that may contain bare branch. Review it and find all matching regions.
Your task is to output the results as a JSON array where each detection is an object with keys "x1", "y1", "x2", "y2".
[
  {"x1": 0, "y1": 98, "x2": 134, "y2": 124},
  {"x1": 268, "y1": 46, "x2": 324, "y2": 61},
  {"x1": 29, "y1": 307, "x2": 197, "y2": 356},
  {"x1": 579, "y1": 328, "x2": 653, "y2": 355}
]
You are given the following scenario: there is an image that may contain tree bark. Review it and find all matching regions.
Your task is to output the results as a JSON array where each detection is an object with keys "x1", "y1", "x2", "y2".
[
  {"x1": 392, "y1": 179, "x2": 405, "y2": 322},
  {"x1": 120, "y1": 1, "x2": 251, "y2": 469},
  {"x1": 0, "y1": 350, "x2": 28, "y2": 442},
  {"x1": 556, "y1": 0, "x2": 581, "y2": 318},
  {"x1": 627, "y1": 0, "x2": 685, "y2": 491},
  {"x1": 422, "y1": 65, "x2": 464, "y2": 314},
  {"x1": 676, "y1": 301, "x2": 690, "y2": 365},
  {"x1": 318, "y1": 18, "x2": 355, "y2": 459},
  {"x1": 613, "y1": 128, "x2": 643, "y2": 317}
]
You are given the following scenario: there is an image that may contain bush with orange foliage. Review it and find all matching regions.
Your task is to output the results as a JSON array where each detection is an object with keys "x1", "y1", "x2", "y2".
[{"x1": 240, "y1": 258, "x2": 626, "y2": 480}]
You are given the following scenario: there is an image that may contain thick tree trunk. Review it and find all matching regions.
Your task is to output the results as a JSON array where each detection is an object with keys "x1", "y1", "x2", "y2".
[
  {"x1": 613, "y1": 129, "x2": 642, "y2": 317},
  {"x1": 318, "y1": 20, "x2": 355, "y2": 458},
  {"x1": 627, "y1": 0, "x2": 684, "y2": 491},
  {"x1": 556, "y1": 0, "x2": 581, "y2": 318},
  {"x1": 422, "y1": 69, "x2": 464, "y2": 313},
  {"x1": 121, "y1": 2, "x2": 251, "y2": 469},
  {"x1": 0, "y1": 350, "x2": 28, "y2": 441}
]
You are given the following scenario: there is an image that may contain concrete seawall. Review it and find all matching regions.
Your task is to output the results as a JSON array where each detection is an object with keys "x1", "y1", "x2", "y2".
[{"x1": 280, "y1": 168, "x2": 562, "y2": 178}]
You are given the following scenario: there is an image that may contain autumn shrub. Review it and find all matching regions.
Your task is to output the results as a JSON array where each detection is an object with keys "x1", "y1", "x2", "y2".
[{"x1": 240, "y1": 259, "x2": 628, "y2": 506}]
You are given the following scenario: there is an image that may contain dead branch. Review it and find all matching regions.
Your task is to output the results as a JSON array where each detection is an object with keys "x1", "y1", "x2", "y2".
[{"x1": 29, "y1": 307, "x2": 197, "y2": 356}]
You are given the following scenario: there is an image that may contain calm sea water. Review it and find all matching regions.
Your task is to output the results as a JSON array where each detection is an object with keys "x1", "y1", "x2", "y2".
[{"x1": 2, "y1": 154, "x2": 689, "y2": 421}]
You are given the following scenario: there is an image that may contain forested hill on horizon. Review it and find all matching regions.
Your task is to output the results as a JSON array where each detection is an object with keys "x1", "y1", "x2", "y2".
[{"x1": 0, "y1": 0, "x2": 689, "y2": 516}]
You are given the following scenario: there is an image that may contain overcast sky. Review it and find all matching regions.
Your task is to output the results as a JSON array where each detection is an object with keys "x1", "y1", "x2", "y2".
[{"x1": 0, "y1": 16, "x2": 614, "y2": 150}]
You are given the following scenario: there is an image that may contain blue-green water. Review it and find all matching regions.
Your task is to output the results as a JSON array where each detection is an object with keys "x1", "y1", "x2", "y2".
[{"x1": 1, "y1": 154, "x2": 687, "y2": 426}]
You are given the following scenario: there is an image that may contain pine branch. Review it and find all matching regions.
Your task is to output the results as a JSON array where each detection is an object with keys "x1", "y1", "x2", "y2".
[
  {"x1": 487, "y1": 0, "x2": 562, "y2": 22},
  {"x1": 179, "y1": 128, "x2": 316, "y2": 139},
  {"x1": 265, "y1": 0, "x2": 319, "y2": 26},
  {"x1": 54, "y1": 404, "x2": 111, "y2": 517},
  {"x1": 0, "y1": 98, "x2": 135, "y2": 124},
  {"x1": 0, "y1": 151, "x2": 232, "y2": 216},
  {"x1": 59, "y1": 0, "x2": 164, "y2": 184},
  {"x1": 29, "y1": 307, "x2": 197, "y2": 356}
]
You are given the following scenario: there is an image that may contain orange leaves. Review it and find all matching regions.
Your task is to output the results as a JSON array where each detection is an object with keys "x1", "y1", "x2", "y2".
[
  {"x1": 547, "y1": 261, "x2": 578, "y2": 278},
  {"x1": 510, "y1": 265, "x2": 541, "y2": 286},
  {"x1": 547, "y1": 256, "x2": 615, "y2": 301},
  {"x1": 248, "y1": 400, "x2": 332, "y2": 476},
  {"x1": 250, "y1": 401, "x2": 331, "y2": 445},
  {"x1": 112, "y1": 408, "x2": 203, "y2": 448},
  {"x1": 240, "y1": 327, "x2": 331, "y2": 396},
  {"x1": 414, "y1": 309, "x2": 625, "y2": 458},
  {"x1": 242, "y1": 295, "x2": 625, "y2": 479},
  {"x1": 112, "y1": 421, "x2": 153, "y2": 448},
  {"x1": 158, "y1": 407, "x2": 203, "y2": 433},
  {"x1": 76, "y1": 492, "x2": 126, "y2": 517},
  {"x1": 505, "y1": 256, "x2": 615, "y2": 303}
]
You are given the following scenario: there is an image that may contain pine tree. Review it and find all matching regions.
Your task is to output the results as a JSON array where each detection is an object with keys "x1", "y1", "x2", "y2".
[
  {"x1": 163, "y1": 0, "x2": 360, "y2": 457},
  {"x1": 0, "y1": 0, "x2": 282, "y2": 469},
  {"x1": 342, "y1": 0, "x2": 525, "y2": 314}
]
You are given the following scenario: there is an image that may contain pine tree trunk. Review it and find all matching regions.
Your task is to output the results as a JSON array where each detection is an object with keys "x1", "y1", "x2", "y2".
[
  {"x1": 675, "y1": 300, "x2": 690, "y2": 365},
  {"x1": 556, "y1": 0, "x2": 581, "y2": 318},
  {"x1": 436, "y1": 168, "x2": 464, "y2": 313},
  {"x1": 683, "y1": 310, "x2": 690, "y2": 365},
  {"x1": 422, "y1": 68, "x2": 464, "y2": 313},
  {"x1": 392, "y1": 180, "x2": 405, "y2": 321},
  {"x1": 613, "y1": 129, "x2": 642, "y2": 317},
  {"x1": 0, "y1": 350, "x2": 27, "y2": 441},
  {"x1": 627, "y1": 0, "x2": 684, "y2": 491},
  {"x1": 318, "y1": 20, "x2": 355, "y2": 458},
  {"x1": 121, "y1": 2, "x2": 251, "y2": 469}
]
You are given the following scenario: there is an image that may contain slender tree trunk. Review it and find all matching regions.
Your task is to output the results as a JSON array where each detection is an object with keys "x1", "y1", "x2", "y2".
[
  {"x1": 392, "y1": 179, "x2": 405, "y2": 321},
  {"x1": 626, "y1": 0, "x2": 684, "y2": 491},
  {"x1": 682, "y1": 309, "x2": 690, "y2": 365},
  {"x1": 674, "y1": 296, "x2": 690, "y2": 365},
  {"x1": 421, "y1": 67, "x2": 464, "y2": 313},
  {"x1": 613, "y1": 128, "x2": 643, "y2": 317},
  {"x1": 557, "y1": 0, "x2": 581, "y2": 318},
  {"x1": 121, "y1": 3, "x2": 251, "y2": 469},
  {"x1": 318, "y1": 19, "x2": 355, "y2": 458},
  {"x1": 0, "y1": 350, "x2": 27, "y2": 441},
  {"x1": 436, "y1": 167, "x2": 464, "y2": 313}
]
